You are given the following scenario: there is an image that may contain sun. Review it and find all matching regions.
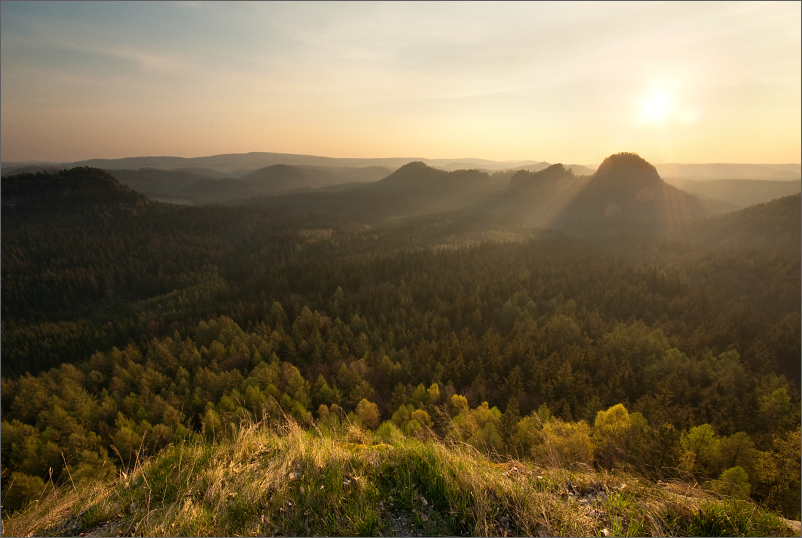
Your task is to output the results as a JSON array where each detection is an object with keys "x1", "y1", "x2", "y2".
[{"x1": 640, "y1": 90, "x2": 672, "y2": 123}]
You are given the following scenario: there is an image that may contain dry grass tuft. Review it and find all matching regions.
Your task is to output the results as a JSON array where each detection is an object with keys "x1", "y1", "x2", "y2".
[{"x1": 2, "y1": 419, "x2": 797, "y2": 537}]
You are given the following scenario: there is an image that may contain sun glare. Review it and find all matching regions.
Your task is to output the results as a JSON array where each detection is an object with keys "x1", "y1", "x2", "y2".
[{"x1": 641, "y1": 91, "x2": 672, "y2": 123}]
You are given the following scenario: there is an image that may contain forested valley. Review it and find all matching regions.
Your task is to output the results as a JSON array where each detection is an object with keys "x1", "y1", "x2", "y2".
[{"x1": 1, "y1": 158, "x2": 800, "y2": 521}]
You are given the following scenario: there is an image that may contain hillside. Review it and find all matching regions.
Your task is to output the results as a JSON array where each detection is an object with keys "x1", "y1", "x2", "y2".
[
  {"x1": 664, "y1": 178, "x2": 801, "y2": 209},
  {"x1": 192, "y1": 164, "x2": 392, "y2": 202},
  {"x1": 1, "y1": 167, "x2": 148, "y2": 215},
  {"x1": 548, "y1": 153, "x2": 714, "y2": 235},
  {"x1": 686, "y1": 193, "x2": 801, "y2": 251},
  {"x1": 466, "y1": 154, "x2": 721, "y2": 236},
  {"x1": 173, "y1": 167, "x2": 228, "y2": 180},
  {"x1": 107, "y1": 168, "x2": 216, "y2": 204},
  {"x1": 370, "y1": 161, "x2": 507, "y2": 203},
  {"x1": 249, "y1": 162, "x2": 509, "y2": 222},
  {"x1": 105, "y1": 165, "x2": 392, "y2": 205},
  {"x1": 468, "y1": 163, "x2": 587, "y2": 228},
  {"x1": 3, "y1": 421, "x2": 798, "y2": 537}
]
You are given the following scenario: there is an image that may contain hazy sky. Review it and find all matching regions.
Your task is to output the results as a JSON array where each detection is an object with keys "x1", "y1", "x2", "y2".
[{"x1": 2, "y1": 1, "x2": 800, "y2": 164}]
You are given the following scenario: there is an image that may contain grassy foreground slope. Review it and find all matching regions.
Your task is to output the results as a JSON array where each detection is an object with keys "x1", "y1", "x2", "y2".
[{"x1": 2, "y1": 420, "x2": 798, "y2": 537}]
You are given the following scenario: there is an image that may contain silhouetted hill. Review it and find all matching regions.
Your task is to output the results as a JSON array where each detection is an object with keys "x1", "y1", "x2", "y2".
[
  {"x1": 238, "y1": 164, "x2": 389, "y2": 191},
  {"x1": 250, "y1": 155, "x2": 722, "y2": 234},
  {"x1": 173, "y1": 167, "x2": 228, "y2": 180},
  {"x1": 104, "y1": 165, "x2": 392, "y2": 205},
  {"x1": 686, "y1": 192, "x2": 801, "y2": 251},
  {"x1": 6, "y1": 152, "x2": 572, "y2": 177},
  {"x1": 472, "y1": 163, "x2": 586, "y2": 228},
  {"x1": 246, "y1": 162, "x2": 508, "y2": 222},
  {"x1": 338, "y1": 161, "x2": 508, "y2": 216},
  {"x1": 470, "y1": 154, "x2": 718, "y2": 236},
  {"x1": 551, "y1": 153, "x2": 715, "y2": 235},
  {"x1": 108, "y1": 168, "x2": 213, "y2": 202},
  {"x1": 183, "y1": 164, "x2": 392, "y2": 204},
  {"x1": 62, "y1": 152, "x2": 415, "y2": 175},
  {"x1": 663, "y1": 178, "x2": 801, "y2": 209},
  {"x1": 239, "y1": 164, "x2": 316, "y2": 189},
  {"x1": 2, "y1": 167, "x2": 148, "y2": 214},
  {"x1": 592, "y1": 152, "x2": 662, "y2": 189}
]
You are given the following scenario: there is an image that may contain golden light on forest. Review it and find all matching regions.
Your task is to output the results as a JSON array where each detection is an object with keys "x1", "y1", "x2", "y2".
[{"x1": 0, "y1": 1, "x2": 800, "y2": 530}]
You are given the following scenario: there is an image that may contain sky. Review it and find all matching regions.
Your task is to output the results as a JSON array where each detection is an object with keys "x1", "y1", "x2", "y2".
[{"x1": 1, "y1": 1, "x2": 800, "y2": 165}]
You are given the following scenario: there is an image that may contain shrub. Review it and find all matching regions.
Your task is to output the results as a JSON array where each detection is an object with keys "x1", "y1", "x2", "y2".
[
  {"x1": 537, "y1": 418, "x2": 593, "y2": 467},
  {"x1": 355, "y1": 399, "x2": 380, "y2": 430},
  {"x1": 711, "y1": 466, "x2": 751, "y2": 499},
  {"x1": 1, "y1": 472, "x2": 53, "y2": 514}
]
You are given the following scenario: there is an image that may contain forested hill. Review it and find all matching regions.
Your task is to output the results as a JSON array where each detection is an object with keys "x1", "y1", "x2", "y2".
[
  {"x1": 362, "y1": 161, "x2": 509, "y2": 210},
  {"x1": 664, "y1": 178, "x2": 801, "y2": 209},
  {"x1": 569, "y1": 152, "x2": 711, "y2": 221},
  {"x1": 106, "y1": 167, "x2": 217, "y2": 203},
  {"x1": 527, "y1": 153, "x2": 714, "y2": 235},
  {"x1": 448, "y1": 153, "x2": 720, "y2": 236},
  {"x1": 1, "y1": 167, "x2": 147, "y2": 210},
  {"x1": 245, "y1": 161, "x2": 509, "y2": 222},
  {"x1": 183, "y1": 164, "x2": 392, "y2": 204},
  {"x1": 245, "y1": 153, "x2": 718, "y2": 234},
  {"x1": 1, "y1": 162, "x2": 800, "y2": 523},
  {"x1": 104, "y1": 164, "x2": 396, "y2": 205},
  {"x1": 687, "y1": 192, "x2": 801, "y2": 251}
]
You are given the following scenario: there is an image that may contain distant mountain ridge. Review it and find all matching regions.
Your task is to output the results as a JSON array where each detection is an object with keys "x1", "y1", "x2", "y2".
[
  {"x1": 3, "y1": 153, "x2": 530, "y2": 177},
  {"x1": 238, "y1": 164, "x2": 390, "y2": 190},
  {"x1": 5, "y1": 152, "x2": 797, "y2": 180},
  {"x1": 104, "y1": 164, "x2": 393, "y2": 205},
  {"x1": 467, "y1": 153, "x2": 717, "y2": 236},
  {"x1": 248, "y1": 162, "x2": 510, "y2": 222},
  {"x1": 655, "y1": 162, "x2": 801, "y2": 181},
  {"x1": 5, "y1": 153, "x2": 799, "y2": 242},
  {"x1": 237, "y1": 153, "x2": 732, "y2": 237}
]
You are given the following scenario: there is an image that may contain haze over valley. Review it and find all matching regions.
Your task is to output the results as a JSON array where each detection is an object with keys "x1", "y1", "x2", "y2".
[{"x1": 3, "y1": 152, "x2": 799, "y2": 211}]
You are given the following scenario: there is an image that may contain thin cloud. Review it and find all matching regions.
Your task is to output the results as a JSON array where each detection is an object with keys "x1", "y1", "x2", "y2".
[{"x1": 1, "y1": 1, "x2": 799, "y2": 163}]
